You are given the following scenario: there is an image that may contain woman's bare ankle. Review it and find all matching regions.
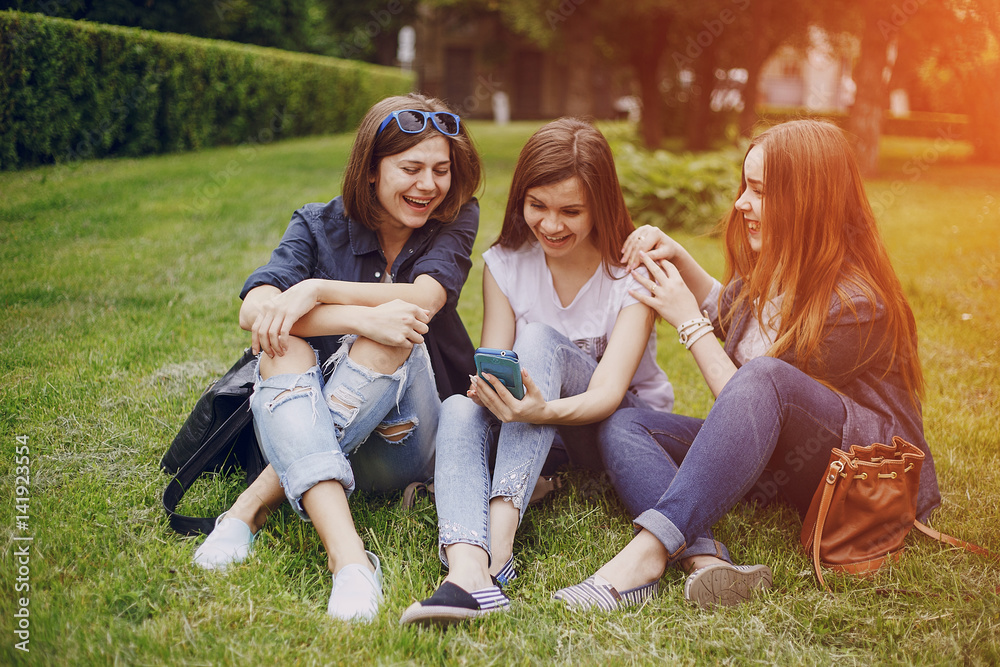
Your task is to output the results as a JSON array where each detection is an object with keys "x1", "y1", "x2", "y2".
[
  {"x1": 595, "y1": 531, "x2": 668, "y2": 591},
  {"x1": 443, "y1": 545, "x2": 493, "y2": 592}
]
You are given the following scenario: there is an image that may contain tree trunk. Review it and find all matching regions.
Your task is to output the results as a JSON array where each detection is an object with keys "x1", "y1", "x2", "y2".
[
  {"x1": 562, "y1": 11, "x2": 596, "y2": 117},
  {"x1": 633, "y1": 55, "x2": 663, "y2": 150},
  {"x1": 848, "y1": 13, "x2": 892, "y2": 176},
  {"x1": 739, "y1": 63, "x2": 761, "y2": 137},
  {"x1": 686, "y1": 43, "x2": 717, "y2": 150}
]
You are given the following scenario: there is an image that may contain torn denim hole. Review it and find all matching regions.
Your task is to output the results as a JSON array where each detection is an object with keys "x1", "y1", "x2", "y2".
[
  {"x1": 323, "y1": 334, "x2": 411, "y2": 411},
  {"x1": 492, "y1": 461, "x2": 534, "y2": 510},
  {"x1": 327, "y1": 385, "x2": 364, "y2": 434},
  {"x1": 375, "y1": 416, "x2": 419, "y2": 444},
  {"x1": 261, "y1": 383, "x2": 320, "y2": 425}
]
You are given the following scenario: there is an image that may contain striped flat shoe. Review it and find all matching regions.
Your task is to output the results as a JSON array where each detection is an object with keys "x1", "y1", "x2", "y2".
[
  {"x1": 552, "y1": 574, "x2": 659, "y2": 611},
  {"x1": 400, "y1": 582, "x2": 510, "y2": 627},
  {"x1": 494, "y1": 555, "x2": 517, "y2": 588}
]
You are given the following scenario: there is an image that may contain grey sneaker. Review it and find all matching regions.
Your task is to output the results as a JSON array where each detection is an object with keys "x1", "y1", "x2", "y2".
[{"x1": 683, "y1": 562, "x2": 772, "y2": 609}]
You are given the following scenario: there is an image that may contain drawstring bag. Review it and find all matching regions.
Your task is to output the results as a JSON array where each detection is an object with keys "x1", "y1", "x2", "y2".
[{"x1": 801, "y1": 436, "x2": 993, "y2": 590}]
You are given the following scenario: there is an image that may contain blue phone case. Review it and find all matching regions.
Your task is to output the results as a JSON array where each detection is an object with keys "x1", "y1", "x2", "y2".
[{"x1": 474, "y1": 348, "x2": 525, "y2": 400}]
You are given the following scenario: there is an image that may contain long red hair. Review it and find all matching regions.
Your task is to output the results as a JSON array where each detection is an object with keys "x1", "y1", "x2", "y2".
[
  {"x1": 494, "y1": 118, "x2": 634, "y2": 274},
  {"x1": 722, "y1": 120, "x2": 923, "y2": 398}
]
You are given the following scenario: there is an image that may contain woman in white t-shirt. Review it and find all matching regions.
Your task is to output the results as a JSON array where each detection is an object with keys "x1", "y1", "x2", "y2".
[{"x1": 401, "y1": 118, "x2": 673, "y2": 625}]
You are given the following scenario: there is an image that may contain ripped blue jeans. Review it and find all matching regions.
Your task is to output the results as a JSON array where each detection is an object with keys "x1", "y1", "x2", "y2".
[{"x1": 250, "y1": 335, "x2": 438, "y2": 520}]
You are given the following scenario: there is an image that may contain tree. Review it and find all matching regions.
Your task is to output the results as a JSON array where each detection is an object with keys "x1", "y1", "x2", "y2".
[{"x1": 914, "y1": 0, "x2": 1000, "y2": 162}]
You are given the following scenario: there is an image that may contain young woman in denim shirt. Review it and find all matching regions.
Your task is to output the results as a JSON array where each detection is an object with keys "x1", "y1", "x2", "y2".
[
  {"x1": 401, "y1": 118, "x2": 675, "y2": 625},
  {"x1": 553, "y1": 120, "x2": 941, "y2": 611},
  {"x1": 191, "y1": 94, "x2": 483, "y2": 622}
]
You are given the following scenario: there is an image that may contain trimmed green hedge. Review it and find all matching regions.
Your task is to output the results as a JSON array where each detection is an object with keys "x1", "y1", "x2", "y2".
[
  {"x1": 0, "y1": 11, "x2": 414, "y2": 170},
  {"x1": 755, "y1": 106, "x2": 969, "y2": 140}
]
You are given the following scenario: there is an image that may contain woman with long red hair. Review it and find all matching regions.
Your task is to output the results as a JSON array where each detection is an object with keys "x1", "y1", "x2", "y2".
[{"x1": 553, "y1": 120, "x2": 941, "y2": 610}]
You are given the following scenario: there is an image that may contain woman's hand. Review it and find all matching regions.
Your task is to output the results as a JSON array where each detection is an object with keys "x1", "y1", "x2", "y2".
[
  {"x1": 472, "y1": 369, "x2": 548, "y2": 424},
  {"x1": 621, "y1": 224, "x2": 688, "y2": 271},
  {"x1": 355, "y1": 299, "x2": 431, "y2": 348},
  {"x1": 629, "y1": 252, "x2": 702, "y2": 329},
  {"x1": 251, "y1": 280, "x2": 322, "y2": 357}
]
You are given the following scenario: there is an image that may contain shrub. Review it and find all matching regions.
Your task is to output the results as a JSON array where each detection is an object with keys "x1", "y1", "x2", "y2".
[
  {"x1": 0, "y1": 11, "x2": 413, "y2": 170},
  {"x1": 614, "y1": 141, "x2": 744, "y2": 235}
]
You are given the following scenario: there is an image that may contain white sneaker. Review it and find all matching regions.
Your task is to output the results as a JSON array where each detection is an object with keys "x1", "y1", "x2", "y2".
[
  {"x1": 193, "y1": 512, "x2": 255, "y2": 570},
  {"x1": 327, "y1": 551, "x2": 383, "y2": 623}
]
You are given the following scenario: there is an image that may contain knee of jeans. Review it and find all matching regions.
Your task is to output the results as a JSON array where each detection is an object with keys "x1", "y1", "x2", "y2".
[
  {"x1": 375, "y1": 416, "x2": 418, "y2": 444},
  {"x1": 729, "y1": 356, "x2": 792, "y2": 399},
  {"x1": 512, "y1": 321, "x2": 561, "y2": 358}
]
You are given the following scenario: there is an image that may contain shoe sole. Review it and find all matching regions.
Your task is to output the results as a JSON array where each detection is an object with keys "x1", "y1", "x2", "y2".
[
  {"x1": 684, "y1": 564, "x2": 772, "y2": 609},
  {"x1": 399, "y1": 603, "x2": 484, "y2": 627}
]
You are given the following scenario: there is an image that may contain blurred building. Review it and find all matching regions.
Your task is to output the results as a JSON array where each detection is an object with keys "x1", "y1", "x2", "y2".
[
  {"x1": 410, "y1": 6, "x2": 625, "y2": 120},
  {"x1": 757, "y1": 27, "x2": 857, "y2": 112}
]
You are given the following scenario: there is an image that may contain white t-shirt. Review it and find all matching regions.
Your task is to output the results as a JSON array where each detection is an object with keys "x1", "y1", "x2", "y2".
[{"x1": 483, "y1": 242, "x2": 674, "y2": 412}]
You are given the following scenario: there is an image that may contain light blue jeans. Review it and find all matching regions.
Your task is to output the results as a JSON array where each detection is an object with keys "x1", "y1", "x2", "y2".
[
  {"x1": 434, "y1": 322, "x2": 646, "y2": 566},
  {"x1": 251, "y1": 335, "x2": 439, "y2": 520}
]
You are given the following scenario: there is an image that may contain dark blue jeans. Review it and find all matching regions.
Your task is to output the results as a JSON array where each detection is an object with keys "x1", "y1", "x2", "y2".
[{"x1": 598, "y1": 356, "x2": 846, "y2": 565}]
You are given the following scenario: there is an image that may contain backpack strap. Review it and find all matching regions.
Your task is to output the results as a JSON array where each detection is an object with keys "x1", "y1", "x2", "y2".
[{"x1": 161, "y1": 396, "x2": 253, "y2": 536}]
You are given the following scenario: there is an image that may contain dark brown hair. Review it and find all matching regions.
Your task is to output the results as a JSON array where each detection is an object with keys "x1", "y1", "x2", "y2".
[
  {"x1": 342, "y1": 93, "x2": 482, "y2": 229},
  {"x1": 721, "y1": 120, "x2": 923, "y2": 398},
  {"x1": 494, "y1": 118, "x2": 634, "y2": 272}
]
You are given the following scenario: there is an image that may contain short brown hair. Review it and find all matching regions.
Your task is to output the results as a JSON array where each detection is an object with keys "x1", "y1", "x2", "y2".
[
  {"x1": 342, "y1": 94, "x2": 483, "y2": 229},
  {"x1": 494, "y1": 118, "x2": 633, "y2": 272}
]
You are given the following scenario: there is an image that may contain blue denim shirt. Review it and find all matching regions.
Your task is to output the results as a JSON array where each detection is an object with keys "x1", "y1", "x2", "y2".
[
  {"x1": 715, "y1": 279, "x2": 942, "y2": 520},
  {"x1": 241, "y1": 196, "x2": 479, "y2": 399}
]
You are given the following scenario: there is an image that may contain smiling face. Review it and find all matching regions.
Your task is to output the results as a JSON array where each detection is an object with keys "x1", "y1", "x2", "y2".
[
  {"x1": 373, "y1": 134, "x2": 452, "y2": 234},
  {"x1": 734, "y1": 144, "x2": 765, "y2": 253},
  {"x1": 523, "y1": 176, "x2": 595, "y2": 259}
]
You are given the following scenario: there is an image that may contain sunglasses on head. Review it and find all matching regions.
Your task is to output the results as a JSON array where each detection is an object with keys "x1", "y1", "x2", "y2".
[{"x1": 376, "y1": 109, "x2": 461, "y2": 137}]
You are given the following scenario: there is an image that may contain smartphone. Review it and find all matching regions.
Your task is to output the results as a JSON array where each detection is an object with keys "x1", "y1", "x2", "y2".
[{"x1": 474, "y1": 348, "x2": 525, "y2": 400}]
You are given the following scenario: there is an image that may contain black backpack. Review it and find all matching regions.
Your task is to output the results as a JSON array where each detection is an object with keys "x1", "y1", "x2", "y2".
[{"x1": 160, "y1": 348, "x2": 266, "y2": 535}]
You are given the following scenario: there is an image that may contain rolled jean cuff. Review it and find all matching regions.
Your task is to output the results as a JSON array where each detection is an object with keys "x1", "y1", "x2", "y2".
[
  {"x1": 280, "y1": 450, "x2": 356, "y2": 520},
  {"x1": 634, "y1": 509, "x2": 688, "y2": 561},
  {"x1": 682, "y1": 537, "x2": 732, "y2": 564}
]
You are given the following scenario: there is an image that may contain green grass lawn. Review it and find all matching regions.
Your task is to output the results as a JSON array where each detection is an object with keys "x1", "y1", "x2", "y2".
[{"x1": 2, "y1": 122, "x2": 998, "y2": 665}]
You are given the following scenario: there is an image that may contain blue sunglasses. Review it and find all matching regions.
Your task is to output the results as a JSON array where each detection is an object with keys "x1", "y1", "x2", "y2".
[{"x1": 376, "y1": 109, "x2": 461, "y2": 137}]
